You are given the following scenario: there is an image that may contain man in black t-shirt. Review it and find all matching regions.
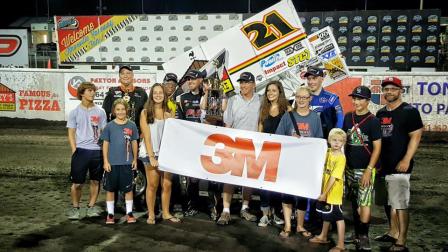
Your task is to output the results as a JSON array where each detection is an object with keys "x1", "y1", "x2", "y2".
[
  {"x1": 343, "y1": 86, "x2": 382, "y2": 250},
  {"x1": 102, "y1": 65, "x2": 148, "y2": 132},
  {"x1": 176, "y1": 69, "x2": 204, "y2": 123},
  {"x1": 176, "y1": 69, "x2": 205, "y2": 217},
  {"x1": 375, "y1": 77, "x2": 423, "y2": 251}
]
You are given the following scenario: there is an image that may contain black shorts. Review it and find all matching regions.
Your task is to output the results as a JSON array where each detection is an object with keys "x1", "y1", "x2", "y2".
[
  {"x1": 103, "y1": 165, "x2": 133, "y2": 193},
  {"x1": 316, "y1": 203, "x2": 344, "y2": 222},
  {"x1": 281, "y1": 194, "x2": 308, "y2": 211},
  {"x1": 70, "y1": 148, "x2": 103, "y2": 184}
]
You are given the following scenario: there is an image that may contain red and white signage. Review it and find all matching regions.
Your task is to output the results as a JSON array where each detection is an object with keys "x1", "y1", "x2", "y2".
[{"x1": 0, "y1": 30, "x2": 29, "y2": 68}]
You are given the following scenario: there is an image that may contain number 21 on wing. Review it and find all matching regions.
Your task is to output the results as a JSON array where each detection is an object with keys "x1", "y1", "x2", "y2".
[{"x1": 242, "y1": 10, "x2": 298, "y2": 50}]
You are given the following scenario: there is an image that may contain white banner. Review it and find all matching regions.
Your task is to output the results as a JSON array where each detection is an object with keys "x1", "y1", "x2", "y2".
[{"x1": 158, "y1": 119, "x2": 328, "y2": 199}]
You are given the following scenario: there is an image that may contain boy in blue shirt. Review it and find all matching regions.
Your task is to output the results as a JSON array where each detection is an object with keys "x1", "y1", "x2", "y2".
[{"x1": 101, "y1": 99, "x2": 139, "y2": 224}]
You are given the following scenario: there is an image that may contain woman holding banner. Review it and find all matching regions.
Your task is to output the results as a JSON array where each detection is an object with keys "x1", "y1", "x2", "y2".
[
  {"x1": 139, "y1": 83, "x2": 180, "y2": 224},
  {"x1": 275, "y1": 86, "x2": 323, "y2": 238},
  {"x1": 257, "y1": 81, "x2": 290, "y2": 227}
]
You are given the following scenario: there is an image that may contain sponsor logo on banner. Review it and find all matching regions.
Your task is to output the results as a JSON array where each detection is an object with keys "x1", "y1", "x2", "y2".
[
  {"x1": 338, "y1": 26, "x2": 348, "y2": 33},
  {"x1": 287, "y1": 49, "x2": 310, "y2": 67},
  {"x1": 411, "y1": 46, "x2": 421, "y2": 53},
  {"x1": 365, "y1": 56, "x2": 375, "y2": 63},
  {"x1": 412, "y1": 25, "x2": 422, "y2": 33},
  {"x1": 367, "y1": 26, "x2": 377, "y2": 33},
  {"x1": 425, "y1": 56, "x2": 436, "y2": 64},
  {"x1": 382, "y1": 16, "x2": 392, "y2": 23},
  {"x1": 367, "y1": 36, "x2": 376, "y2": 44},
  {"x1": 339, "y1": 16, "x2": 348, "y2": 24},
  {"x1": 351, "y1": 56, "x2": 361, "y2": 62},
  {"x1": 381, "y1": 36, "x2": 391, "y2": 43},
  {"x1": 380, "y1": 55, "x2": 390, "y2": 62},
  {"x1": 260, "y1": 53, "x2": 283, "y2": 68},
  {"x1": 395, "y1": 56, "x2": 405, "y2": 63},
  {"x1": 320, "y1": 49, "x2": 336, "y2": 60},
  {"x1": 56, "y1": 15, "x2": 139, "y2": 63},
  {"x1": 366, "y1": 46, "x2": 375, "y2": 53},
  {"x1": 261, "y1": 54, "x2": 287, "y2": 76},
  {"x1": 351, "y1": 46, "x2": 361, "y2": 53},
  {"x1": 396, "y1": 36, "x2": 406, "y2": 43},
  {"x1": 412, "y1": 35, "x2": 422, "y2": 42},
  {"x1": 283, "y1": 41, "x2": 305, "y2": 56},
  {"x1": 428, "y1": 25, "x2": 437, "y2": 32},
  {"x1": 410, "y1": 56, "x2": 420, "y2": 63},
  {"x1": 381, "y1": 26, "x2": 392, "y2": 33},
  {"x1": 369, "y1": 79, "x2": 384, "y2": 105},
  {"x1": 0, "y1": 35, "x2": 22, "y2": 57},
  {"x1": 353, "y1": 26, "x2": 362, "y2": 34},
  {"x1": 426, "y1": 46, "x2": 436, "y2": 53},
  {"x1": 325, "y1": 17, "x2": 334, "y2": 24},
  {"x1": 397, "y1": 15, "x2": 408, "y2": 23},
  {"x1": 367, "y1": 16, "x2": 377, "y2": 24},
  {"x1": 381, "y1": 46, "x2": 391, "y2": 53},
  {"x1": 353, "y1": 16, "x2": 362, "y2": 23},
  {"x1": 200, "y1": 133, "x2": 281, "y2": 182},
  {"x1": 352, "y1": 36, "x2": 361, "y2": 43},
  {"x1": 428, "y1": 15, "x2": 438, "y2": 23},
  {"x1": 396, "y1": 46, "x2": 406, "y2": 53},
  {"x1": 67, "y1": 76, "x2": 87, "y2": 97},
  {"x1": 324, "y1": 57, "x2": 346, "y2": 79},
  {"x1": 57, "y1": 16, "x2": 79, "y2": 30},
  {"x1": 338, "y1": 36, "x2": 347, "y2": 44},
  {"x1": 397, "y1": 25, "x2": 407, "y2": 33},
  {"x1": 315, "y1": 43, "x2": 334, "y2": 55},
  {"x1": 413, "y1": 15, "x2": 422, "y2": 22},
  {"x1": 18, "y1": 89, "x2": 61, "y2": 111},
  {"x1": 310, "y1": 27, "x2": 320, "y2": 33},
  {"x1": 427, "y1": 36, "x2": 437, "y2": 43},
  {"x1": 311, "y1": 17, "x2": 320, "y2": 25},
  {"x1": 0, "y1": 83, "x2": 16, "y2": 111}
]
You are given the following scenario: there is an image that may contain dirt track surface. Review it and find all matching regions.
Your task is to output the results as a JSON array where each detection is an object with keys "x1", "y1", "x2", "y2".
[{"x1": 0, "y1": 121, "x2": 447, "y2": 251}]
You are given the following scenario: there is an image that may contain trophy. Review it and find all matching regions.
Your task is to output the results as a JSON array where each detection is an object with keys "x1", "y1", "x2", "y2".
[{"x1": 203, "y1": 71, "x2": 224, "y2": 126}]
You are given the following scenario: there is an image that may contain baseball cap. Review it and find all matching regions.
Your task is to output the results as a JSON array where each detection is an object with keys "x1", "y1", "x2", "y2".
[
  {"x1": 119, "y1": 65, "x2": 133, "y2": 72},
  {"x1": 349, "y1": 86, "x2": 371, "y2": 99},
  {"x1": 236, "y1": 72, "x2": 255, "y2": 82},
  {"x1": 163, "y1": 73, "x2": 178, "y2": 83},
  {"x1": 304, "y1": 67, "x2": 324, "y2": 77},
  {"x1": 185, "y1": 69, "x2": 205, "y2": 79},
  {"x1": 381, "y1": 77, "x2": 403, "y2": 88}
]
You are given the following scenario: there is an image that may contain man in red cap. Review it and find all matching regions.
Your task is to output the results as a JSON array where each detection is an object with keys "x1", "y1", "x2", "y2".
[{"x1": 375, "y1": 77, "x2": 423, "y2": 252}]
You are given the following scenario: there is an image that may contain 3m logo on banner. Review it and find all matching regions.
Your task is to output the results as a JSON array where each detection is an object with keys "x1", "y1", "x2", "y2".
[
  {"x1": 0, "y1": 35, "x2": 21, "y2": 57},
  {"x1": 200, "y1": 133, "x2": 281, "y2": 182}
]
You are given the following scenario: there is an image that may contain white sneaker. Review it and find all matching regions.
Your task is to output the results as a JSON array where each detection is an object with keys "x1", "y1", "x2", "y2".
[
  {"x1": 68, "y1": 207, "x2": 80, "y2": 220},
  {"x1": 272, "y1": 214, "x2": 285, "y2": 225},
  {"x1": 258, "y1": 215, "x2": 271, "y2": 227},
  {"x1": 86, "y1": 205, "x2": 102, "y2": 217}
]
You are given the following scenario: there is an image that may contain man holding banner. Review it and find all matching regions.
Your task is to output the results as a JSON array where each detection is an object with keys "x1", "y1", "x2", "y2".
[{"x1": 217, "y1": 72, "x2": 260, "y2": 225}]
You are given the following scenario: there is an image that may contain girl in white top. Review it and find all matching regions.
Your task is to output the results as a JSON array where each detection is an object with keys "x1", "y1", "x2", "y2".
[{"x1": 139, "y1": 83, "x2": 180, "y2": 224}]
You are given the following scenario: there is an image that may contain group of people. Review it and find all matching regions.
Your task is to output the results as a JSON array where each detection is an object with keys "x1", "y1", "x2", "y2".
[{"x1": 66, "y1": 65, "x2": 422, "y2": 252}]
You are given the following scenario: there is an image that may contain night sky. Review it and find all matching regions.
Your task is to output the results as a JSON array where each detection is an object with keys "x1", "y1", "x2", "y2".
[{"x1": 1, "y1": 0, "x2": 446, "y2": 28}]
